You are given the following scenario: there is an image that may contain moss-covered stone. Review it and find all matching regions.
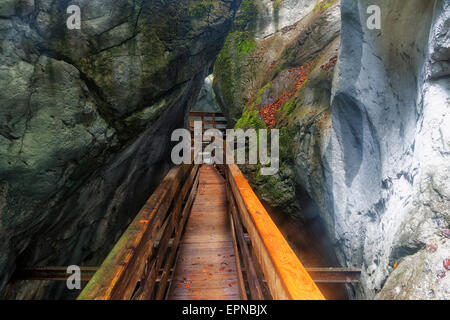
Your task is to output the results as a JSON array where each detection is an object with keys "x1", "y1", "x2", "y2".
[
  {"x1": 189, "y1": 0, "x2": 215, "y2": 18},
  {"x1": 213, "y1": 30, "x2": 258, "y2": 125},
  {"x1": 214, "y1": 1, "x2": 341, "y2": 219},
  {"x1": 235, "y1": 109, "x2": 266, "y2": 130},
  {"x1": 233, "y1": 0, "x2": 258, "y2": 32}
]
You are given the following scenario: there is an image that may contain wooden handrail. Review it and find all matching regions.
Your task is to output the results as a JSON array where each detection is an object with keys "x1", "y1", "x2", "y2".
[
  {"x1": 77, "y1": 164, "x2": 199, "y2": 300},
  {"x1": 189, "y1": 120, "x2": 227, "y2": 125},
  {"x1": 223, "y1": 164, "x2": 325, "y2": 300},
  {"x1": 188, "y1": 111, "x2": 224, "y2": 117}
]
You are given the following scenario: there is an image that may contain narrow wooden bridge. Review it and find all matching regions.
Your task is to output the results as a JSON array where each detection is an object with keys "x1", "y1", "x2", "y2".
[{"x1": 15, "y1": 112, "x2": 360, "y2": 300}]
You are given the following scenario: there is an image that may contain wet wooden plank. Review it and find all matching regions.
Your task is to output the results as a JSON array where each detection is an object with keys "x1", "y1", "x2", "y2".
[
  {"x1": 167, "y1": 165, "x2": 240, "y2": 300},
  {"x1": 170, "y1": 289, "x2": 240, "y2": 300}
]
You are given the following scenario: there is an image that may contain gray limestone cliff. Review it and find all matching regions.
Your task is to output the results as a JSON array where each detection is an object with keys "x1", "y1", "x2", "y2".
[
  {"x1": 0, "y1": 0, "x2": 240, "y2": 299},
  {"x1": 325, "y1": 0, "x2": 449, "y2": 299}
]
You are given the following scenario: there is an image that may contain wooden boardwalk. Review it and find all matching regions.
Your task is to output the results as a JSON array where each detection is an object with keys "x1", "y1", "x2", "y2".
[
  {"x1": 167, "y1": 165, "x2": 240, "y2": 300},
  {"x1": 75, "y1": 112, "x2": 330, "y2": 301}
]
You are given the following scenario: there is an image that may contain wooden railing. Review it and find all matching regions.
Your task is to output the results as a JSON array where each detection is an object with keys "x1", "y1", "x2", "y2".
[
  {"x1": 77, "y1": 111, "x2": 324, "y2": 300},
  {"x1": 188, "y1": 111, "x2": 227, "y2": 135},
  {"x1": 77, "y1": 165, "x2": 325, "y2": 300},
  {"x1": 219, "y1": 163, "x2": 325, "y2": 300},
  {"x1": 77, "y1": 164, "x2": 200, "y2": 300}
]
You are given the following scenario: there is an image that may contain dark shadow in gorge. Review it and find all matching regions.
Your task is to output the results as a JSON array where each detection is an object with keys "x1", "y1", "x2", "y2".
[{"x1": 260, "y1": 185, "x2": 351, "y2": 300}]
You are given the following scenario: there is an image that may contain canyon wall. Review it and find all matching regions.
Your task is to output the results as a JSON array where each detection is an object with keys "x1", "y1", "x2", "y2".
[
  {"x1": 0, "y1": 0, "x2": 240, "y2": 299},
  {"x1": 214, "y1": 0, "x2": 449, "y2": 299},
  {"x1": 327, "y1": 0, "x2": 449, "y2": 299}
]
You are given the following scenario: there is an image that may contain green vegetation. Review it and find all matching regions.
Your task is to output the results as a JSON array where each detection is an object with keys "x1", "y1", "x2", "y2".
[
  {"x1": 189, "y1": 0, "x2": 214, "y2": 17},
  {"x1": 237, "y1": 37, "x2": 256, "y2": 55},
  {"x1": 272, "y1": 0, "x2": 283, "y2": 10},
  {"x1": 214, "y1": 31, "x2": 257, "y2": 125},
  {"x1": 233, "y1": 0, "x2": 258, "y2": 31},
  {"x1": 277, "y1": 94, "x2": 299, "y2": 117},
  {"x1": 234, "y1": 81, "x2": 272, "y2": 130},
  {"x1": 228, "y1": 32, "x2": 257, "y2": 55},
  {"x1": 279, "y1": 127, "x2": 296, "y2": 162},
  {"x1": 313, "y1": 0, "x2": 337, "y2": 12},
  {"x1": 235, "y1": 109, "x2": 266, "y2": 130},
  {"x1": 253, "y1": 82, "x2": 271, "y2": 106},
  {"x1": 215, "y1": 31, "x2": 256, "y2": 79}
]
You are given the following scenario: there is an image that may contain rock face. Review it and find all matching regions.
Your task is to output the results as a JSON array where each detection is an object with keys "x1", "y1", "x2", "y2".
[
  {"x1": 326, "y1": 0, "x2": 449, "y2": 299},
  {"x1": 213, "y1": 0, "x2": 329, "y2": 126},
  {"x1": 214, "y1": 0, "x2": 449, "y2": 299},
  {"x1": 191, "y1": 75, "x2": 221, "y2": 112},
  {"x1": 214, "y1": 0, "x2": 340, "y2": 226},
  {"x1": 253, "y1": 0, "x2": 321, "y2": 40},
  {"x1": 0, "y1": 0, "x2": 240, "y2": 299}
]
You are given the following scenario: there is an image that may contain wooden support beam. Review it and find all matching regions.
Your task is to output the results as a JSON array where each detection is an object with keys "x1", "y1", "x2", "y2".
[
  {"x1": 14, "y1": 266, "x2": 361, "y2": 284},
  {"x1": 13, "y1": 267, "x2": 98, "y2": 281},
  {"x1": 188, "y1": 111, "x2": 224, "y2": 117},
  {"x1": 305, "y1": 268, "x2": 361, "y2": 283}
]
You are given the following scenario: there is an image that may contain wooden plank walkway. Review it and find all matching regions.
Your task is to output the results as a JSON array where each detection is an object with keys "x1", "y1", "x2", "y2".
[{"x1": 167, "y1": 165, "x2": 240, "y2": 300}]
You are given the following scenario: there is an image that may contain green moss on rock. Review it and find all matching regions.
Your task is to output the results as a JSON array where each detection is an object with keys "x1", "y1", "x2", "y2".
[
  {"x1": 214, "y1": 31, "x2": 257, "y2": 125},
  {"x1": 189, "y1": 0, "x2": 215, "y2": 17},
  {"x1": 233, "y1": 0, "x2": 258, "y2": 32},
  {"x1": 235, "y1": 109, "x2": 266, "y2": 130}
]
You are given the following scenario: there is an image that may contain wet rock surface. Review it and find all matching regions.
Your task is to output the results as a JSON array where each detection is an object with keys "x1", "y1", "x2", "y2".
[{"x1": 0, "y1": 0, "x2": 240, "y2": 299}]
